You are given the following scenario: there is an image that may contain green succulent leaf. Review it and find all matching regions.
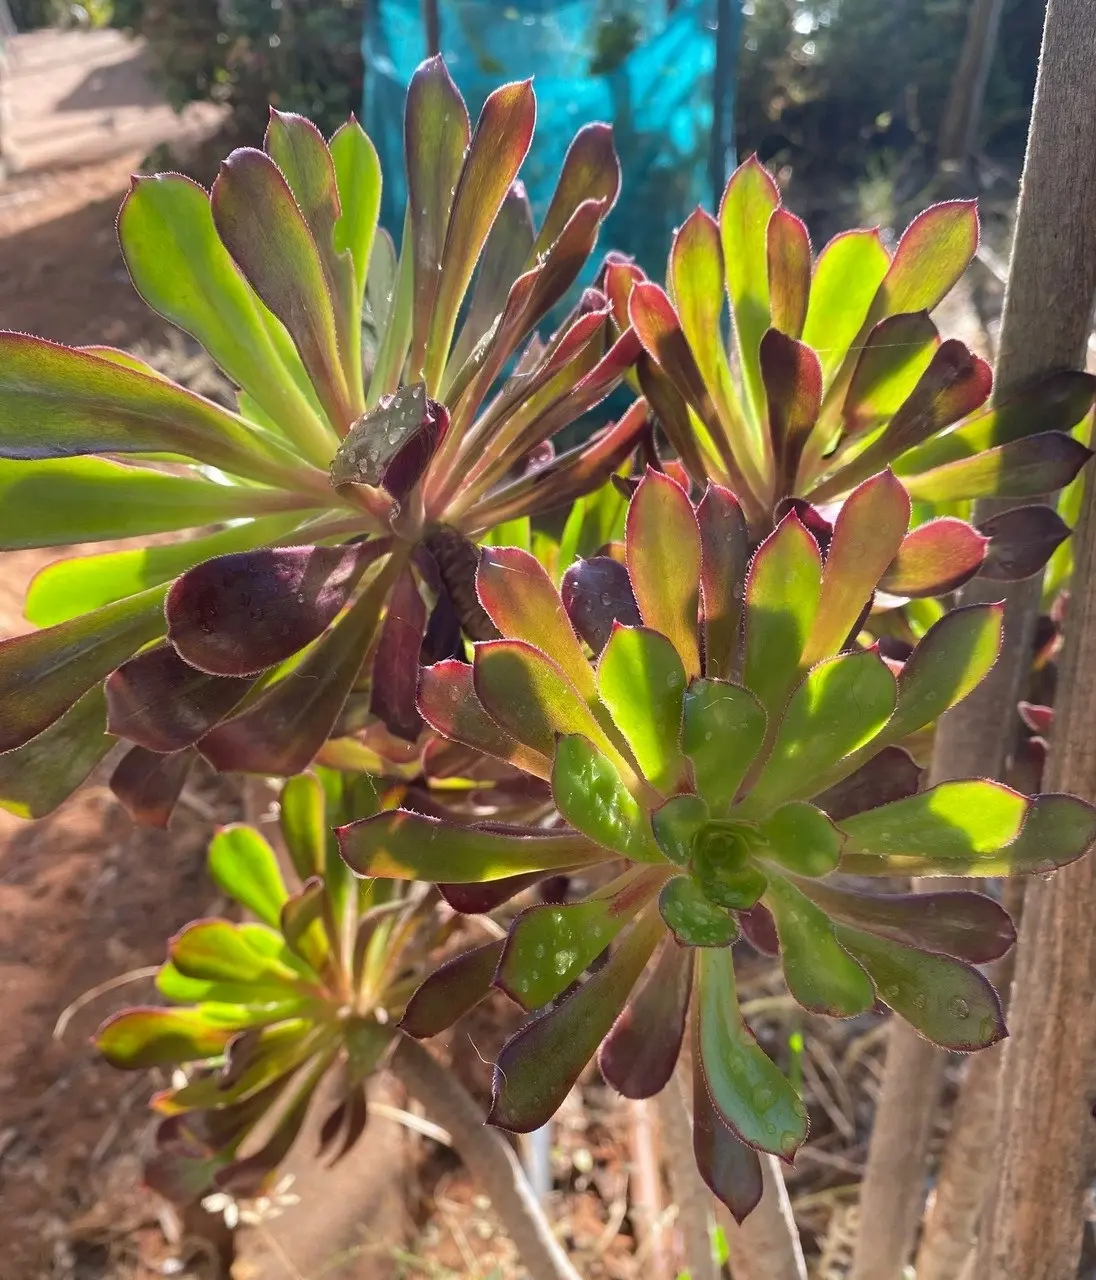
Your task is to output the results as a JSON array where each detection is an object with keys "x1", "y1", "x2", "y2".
[
  {"x1": 425, "y1": 80, "x2": 535, "y2": 390},
  {"x1": 696, "y1": 946, "x2": 807, "y2": 1158},
  {"x1": 170, "y1": 919, "x2": 304, "y2": 987},
  {"x1": 0, "y1": 583, "x2": 166, "y2": 753},
  {"x1": 838, "y1": 780, "x2": 1027, "y2": 865},
  {"x1": 330, "y1": 116, "x2": 382, "y2": 298},
  {"x1": 835, "y1": 924, "x2": 1005, "y2": 1050},
  {"x1": 118, "y1": 172, "x2": 334, "y2": 464},
  {"x1": 719, "y1": 156, "x2": 780, "y2": 428},
  {"x1": 742, "y1": 511, "x2": 822, "y2": 720},
  {"x1": 884, "y1": 603, "x2": 1004, "y2": 742},
  {"x1": 625, "y1": 467, "x2": 703, "y2": 678},
  {"x1": 279, "y1": 772, "x2": 329, "y2": 883},
  {"x1": 477, "y1": 545, "x2": 598, "y2": 706},
  {"x1": 0, "y1": 457, "x2": 313, "y2": 551},
  {"x1": 801, "y1": 228, "x2": 889, "y2": 388},
  {"x1": 865, "y1": 201, "x2": 979, "y2": 325},
  {"x1": 894, "y1": 369, "x2": 1096, "y2": 475},
  {"x1": 496, "y1": 876, "x2": 656, "y2": 1009},
  {"x1": 659, "y1": 875, "x2": 738, "y2": 947},
  {"x1": 338, "y1": 810, "x2": 601, "y2": 882},
  {"x1": 474, "y1": 638, "x2": 634, "y2": 780},
  {"x1": 552, "y1": 734, "x2": 661, "y2": 860},
  {"x1": 0, "y1": 335, "x2": 309, "y2": 488},
  {"x1": 879, "y1": 518, "x2": 988, "y2": 597},
  {"x1": 0, "y1": 684, "x2": 114, "y2": 819},
  {"x1": 837, "y1": 313, "x2": 939, "y2": 444},
  {"x1": 211, "y1": 146, "x2": 353, "y2": 430},
  {"x1": 758, "y1": 801, "x2": 843, "y2": 877},
  {"x1": 597, "y1": 625, "x2": 689, "y2": 794},
  {"x1": 764, "y1": 875, "x2": 874, "y2": 1016},
  {"x1": 208, "y1": 825, "x2": 290, "y2": 928},
  {"x1": 24, "y1": 513, "x2": 305, "y2": 627},
  {"x1": 419, "y1": 658, "x2": 552, "y2": 781},
  {"x1": 670, "y1": 209, "x2": 748, "y2": 467},
  {"x1": 802, "y1": 469, "x2": 910, "y2": 665},
  {"x1": 489, "y1": 908, "x2": 662, "y2": 1132},
  {"x1": 404, "y1": 55, "x2": 471, "y2": 377},
  {"x1": 692, "y1": 1056, "x2": 764, "y2": 1224},
  {"x1": 900, "y1": 432, "x2": 1093, "y2": 503},
  {"x1": 767, "y1": 208, "x2": 811, "y2": 339},
  {"x1": 747, "y1": 649, "x2": 897, "y2": 813},
  {"x1": 96, "y1": 1007, "x2": 234, "y2": 1069},
  {"x1": 681, "y1": 678, "x2": 766, "y2": 814},
  {"x1": 651, "y1": 793, "x2": 711, "y2": 866}
]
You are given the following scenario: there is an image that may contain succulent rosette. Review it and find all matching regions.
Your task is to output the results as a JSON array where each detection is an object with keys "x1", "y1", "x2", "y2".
[
  {"x1": 0, "y1": 55, "x2": 645, "y2": 822},
  {"x1": 603, "y1": 157, "x2": 1094, "y2": 595},
  {"x1": 339, "y1": 466, "x2": 1096, "y2": 1220},
  {"x1": 96, "y1": 769, "x2": 442, "y2": 1200}
]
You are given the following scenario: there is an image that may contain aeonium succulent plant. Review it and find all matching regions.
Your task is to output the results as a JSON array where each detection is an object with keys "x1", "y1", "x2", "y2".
[
  {"x1": 95, "y1": 768, "x2": 447, "y2": 1201},
  {"x1": 338, "y1": 466, "x2": 1096, "y2": 1220},
  {"x1": 0, "y1": 54, "x2": 645, "y2": 820},
  {"x1": 607, "y1": 157, "x2": 1095, "y2": 595}
]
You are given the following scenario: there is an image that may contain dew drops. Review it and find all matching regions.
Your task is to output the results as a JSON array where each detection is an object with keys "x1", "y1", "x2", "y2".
[
  {"x1": 600, "y1": 592, "x2": 612, "y2": 606},
  {"x1": 754, "y1": 1085, "x2": 776, "y2": 1111},
  {"x1": 519, "y1": 979, "x2": 529, "y2": 994},
  {"x1": 779, "y1": 1130, "x2": 800, "y2": 1156},
  {"x1": 913, "y1": 992, "x2": 927, "y2": 1011},
  {"x1": 948, "y1": 996, "x2": 970, "y2": 1020},
  {"x1": 534, "y1": 944, "x2": 546, "y2": 959},
  {"x1": 666, "y1": 672, "x2": 679, "y2": 689},
  {"x1": 704, "y1": 731, "x2": 713, "y2": 742}
]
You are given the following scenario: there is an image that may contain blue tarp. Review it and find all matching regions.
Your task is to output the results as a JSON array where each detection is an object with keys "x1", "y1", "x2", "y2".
[{"x1": 363, "y1": 0, "x2": 727, "y2": 280}]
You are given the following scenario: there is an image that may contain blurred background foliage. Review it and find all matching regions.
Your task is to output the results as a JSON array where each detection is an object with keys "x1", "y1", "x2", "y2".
[{"x1": 8, "y1": 0, "x2": 1046, "y2": 226}]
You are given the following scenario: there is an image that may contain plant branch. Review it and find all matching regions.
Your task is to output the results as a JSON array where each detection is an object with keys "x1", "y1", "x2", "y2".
[
  {"x1": 654, "y1": 1071, "x2": 719, "y2": 1280},
  {"x1": 389, "y1": 1037, "x2": 581, "y2": 1280}
]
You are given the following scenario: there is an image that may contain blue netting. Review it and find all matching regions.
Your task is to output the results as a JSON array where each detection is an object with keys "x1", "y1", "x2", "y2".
[{"x1": 363, "y1": 0, "x2": 726, "y2": 280}]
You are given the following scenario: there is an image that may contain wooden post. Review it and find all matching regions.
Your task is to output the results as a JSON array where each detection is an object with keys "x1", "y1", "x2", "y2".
[
  {"x1": 970, "y1": 3, "x2": 1096, "y2": 1270},
  {"x1": 851, "y1": 1, "x2": 1096, "y2": 1275}
]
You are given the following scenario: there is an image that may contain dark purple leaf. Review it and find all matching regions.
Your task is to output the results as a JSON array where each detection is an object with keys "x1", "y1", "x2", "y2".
[
  {"x1": 106, "y1": 643, "x2": 254, "y2": 752},
  {"x1": 977, "y1": 504, "x2": 1071, "y2": 581},
  {"x1": 438, "y1": 874, "x2": 546, "y2": 914},
  {"x1": 598, "y1": 941, "x2": 693, "y2": 1099},
  {"x1": 697, "y1": 485, "x2": 748, "y2": 681},
  {"x1": 400, "y1": 940, "x2": 505, "y2": 1038},
  {"x1": 167, "y1": 542, "x2": 387, "y2": 677},
  {"x1": 737, "y1": 903, "x2": 780, "y2": 956},
  {"x1": 795, "y1": 878, "x2": 1015, "y2": 963},
  {"x1": 760, "y1": 328, "x2": 823, "y2": 496},
  {"x1": 813, "y1": 746, "x2": 923, "y2": 821},
  {"x1": 317, "y1": 1087, "x2": 368, "y2": 1165},
  {"x1": 1018, "y1": 701, "x2": 1053, "y2": 736},
  {"x1": 692, "y1": 1052, "x2": 764, "y2": 1224},
  {"x1": 110, "y1": 745, "x2": 194, "y2": 829},
  {"x1": 369, "y1": 567, "x2": 427, "y2": 742},
  {"x1": 488, "y1": 910, "x2": 662, "y2": 1132},
  {"x1": 560, "y1": 556, "x2": 641, "y2": 656},
  {"x1": 199, "y1": 565, "x2": 393, "y2": 775}
]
